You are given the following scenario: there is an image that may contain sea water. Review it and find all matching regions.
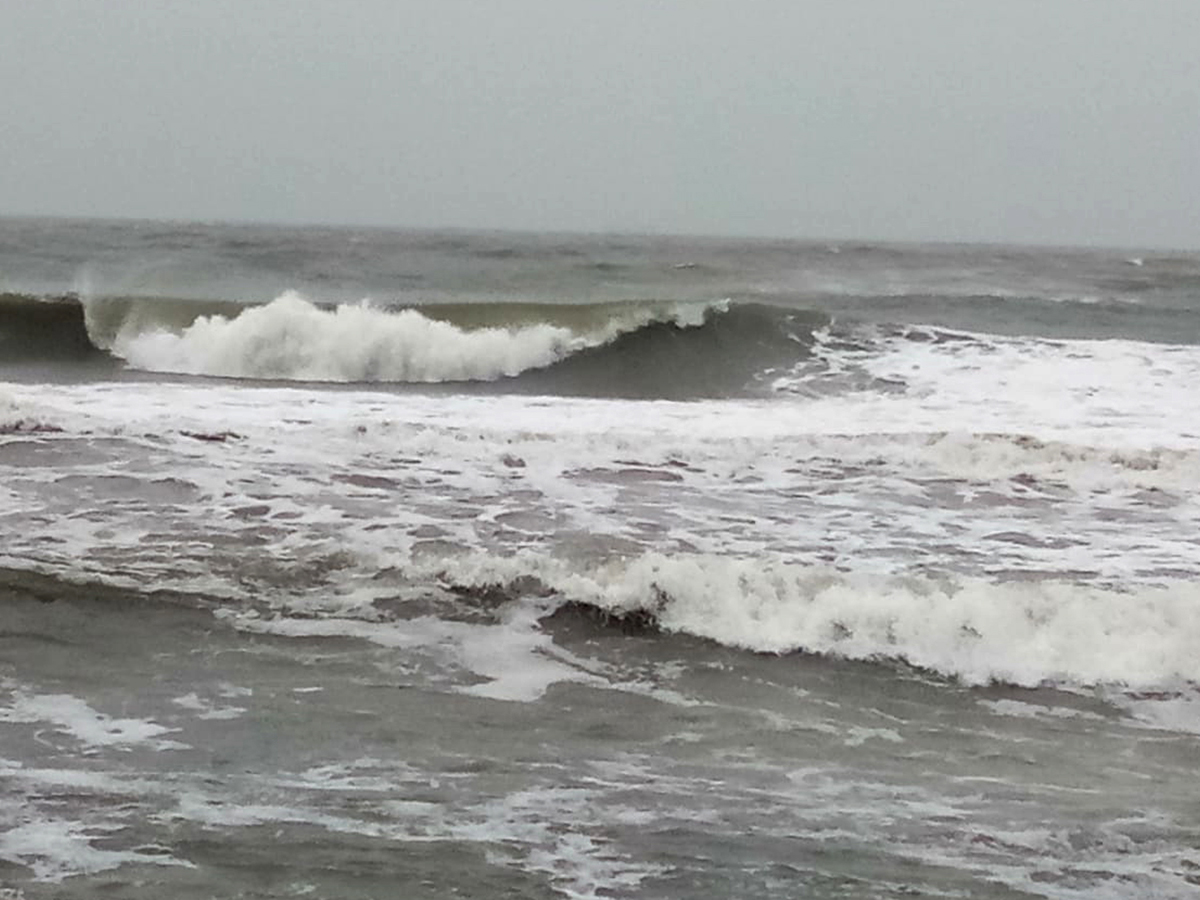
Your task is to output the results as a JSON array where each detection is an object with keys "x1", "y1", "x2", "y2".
[{"x1": 1, "y1": 218, "x2": 1199, "y2": 897}]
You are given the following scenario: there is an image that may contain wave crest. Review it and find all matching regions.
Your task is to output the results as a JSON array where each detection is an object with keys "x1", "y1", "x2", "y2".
[
  {"x1": 439, "y1": 551, "x2": 1200, "y2": 689},
  {"x1": 112, "y1": 292, "x2": 719, "y2": 383}
]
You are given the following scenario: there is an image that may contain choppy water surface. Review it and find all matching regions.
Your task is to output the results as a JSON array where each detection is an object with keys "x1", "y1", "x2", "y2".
[{"x1": 2, "y1": 218, "x2": 1199, "y2": 897}]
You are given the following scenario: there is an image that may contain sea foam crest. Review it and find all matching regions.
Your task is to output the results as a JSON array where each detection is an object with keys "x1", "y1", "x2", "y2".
[
  {"x1": 113, "y1": 292, "x2": 715, "y2": 382},
  {"x1": 0, "y1": 386, "x2": 59, "y2": 433},
  {"x1": 440, "y1": 552, "x2": 1200, "y2": 689}
]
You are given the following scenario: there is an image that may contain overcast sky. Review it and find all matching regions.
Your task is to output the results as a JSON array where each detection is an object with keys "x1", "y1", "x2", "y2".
[{"x1": 2, "y1": 1, "x2": 1198, "y2": 247}]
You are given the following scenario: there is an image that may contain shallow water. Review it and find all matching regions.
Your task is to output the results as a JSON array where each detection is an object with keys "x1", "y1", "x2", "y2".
[{"x1": 5, "y1": 573, "x2": 1200, "y2": 899}]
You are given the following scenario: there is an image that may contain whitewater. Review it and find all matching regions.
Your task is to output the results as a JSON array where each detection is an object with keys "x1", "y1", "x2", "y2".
[{"x1": 2, "y1": 218, "x2": 1200, "y2": 899}]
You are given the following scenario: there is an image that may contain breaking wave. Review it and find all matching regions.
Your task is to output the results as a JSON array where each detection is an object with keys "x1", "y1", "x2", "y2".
[
  {"x1": 0, "y1": 291, "x2": 828, "y2": 394},
  {"x1": 435, "y1": 551, "x2": 1200, "y2": 690},
  {"x1": 112, "y1": 291, "x2": 631, "y2": 382},
  {"x1": 106, "y1": 293, "x2": 830, "y2": 391}
]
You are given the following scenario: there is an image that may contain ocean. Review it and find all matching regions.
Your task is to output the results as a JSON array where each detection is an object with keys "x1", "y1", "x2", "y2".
[{"x1": 1, "y1": 216, "x2": 1199, "y2": 898}]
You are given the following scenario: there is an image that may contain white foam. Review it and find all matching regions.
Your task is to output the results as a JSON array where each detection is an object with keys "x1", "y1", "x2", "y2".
[
  {"x1": 0, "y1": 385, "x2": 17, "y2": 419},
  {"x1": 842, "y1": 726, "x2": 904, "y2": 747},
  {"x1": 456, "y1": 602, "x2": 605, "y2": 702},
  {"x1": 272, "y1": 760, "x2": 426, "y2": 794},
  {"x1": 109, "y1": 291, "x2": 716, "y2": 383},
  {"x1": 170, "y1": 692, "x2": 246, "y2": 720},
  {"x1": 0, "y1": 819, "x2": 189, "y2": 882},
  {"x1": 794, "y1": 325, "x2": 1200, "y2": 452},
  {"x1": 979, "y1": 698, "x2": 1107, "y2": 722},
  {"x1": 168, "y1": 794, "x2": 360, "y2": 830},
  {"x1": 4, "y1": 360, "x2": 1199, "y2": 691},
  {"x1": 0, "y1": 690, "x2": 184, "y2": 750},
  {"x1": 443, "y1": 786, "x2": 669, "y2": 899},
  {"x1": 162, "y1": 778, "x2": 664, "y2": 900},
  {"x1": 1121, "y1": 693, "x2": 1200, "y2": 736},
  {"x1": 0, "y1": 760, "x2": 152, "y2": 794},
  {"x1": 0, "y1": 385, "x2": 58, "y2": 432},
  {"x1": 222, "y1": 601, "x2": 603, "y2": 703},
  {"x1": 440, "y1": 551, "x2": 1200, "y2": 688}
]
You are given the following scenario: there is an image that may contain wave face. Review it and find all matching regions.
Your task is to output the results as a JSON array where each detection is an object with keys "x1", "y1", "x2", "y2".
[{"x1": 0, "y1": 293, "x2": 105, "y2": 363}]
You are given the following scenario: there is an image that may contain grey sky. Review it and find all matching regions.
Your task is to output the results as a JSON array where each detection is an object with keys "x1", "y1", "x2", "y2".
[{"x1": 2, "y1": 1, "x2": 1198, "y2": 247}]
